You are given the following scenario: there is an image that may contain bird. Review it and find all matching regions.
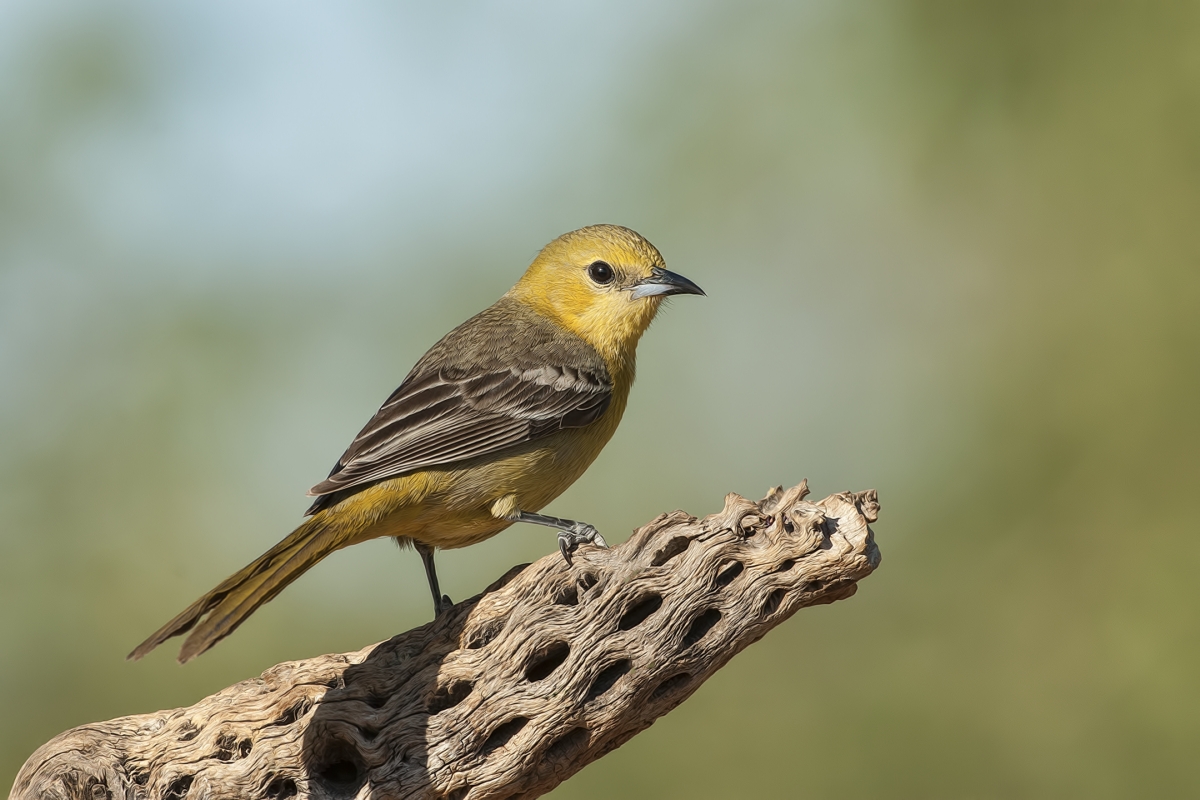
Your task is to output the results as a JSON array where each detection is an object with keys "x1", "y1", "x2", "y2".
[{"x1": 128, "y1": 224, "x2": 704, "y2": 663}]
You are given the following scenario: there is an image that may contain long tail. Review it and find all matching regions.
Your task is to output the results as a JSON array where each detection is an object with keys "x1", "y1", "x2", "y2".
[{"x1": 128, "y1": 516, "x2": 344, "y2": 663}]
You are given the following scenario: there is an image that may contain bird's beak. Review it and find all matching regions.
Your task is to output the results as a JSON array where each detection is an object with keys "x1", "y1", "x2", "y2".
[{"x1": 628, "y1": 267, "x2": 706, "y2": 299}]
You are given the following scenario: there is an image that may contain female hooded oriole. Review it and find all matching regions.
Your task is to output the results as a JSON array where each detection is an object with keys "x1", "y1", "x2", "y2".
[{"x1": 130, "y1": 224, "x2": 704, "y2": 662}]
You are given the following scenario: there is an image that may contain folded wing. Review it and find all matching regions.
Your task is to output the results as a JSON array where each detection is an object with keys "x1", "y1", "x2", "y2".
[{"x1": 306, "y1": 361, "x2": 611, "y2": 513}]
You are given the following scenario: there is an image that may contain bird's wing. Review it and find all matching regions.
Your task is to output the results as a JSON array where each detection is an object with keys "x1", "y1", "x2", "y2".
[{"x1": 305, "y1": 361, "x2": 612, "y2": 511}]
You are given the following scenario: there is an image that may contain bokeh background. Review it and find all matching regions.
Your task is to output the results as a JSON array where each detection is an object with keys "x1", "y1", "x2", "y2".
[{"x1": 3, "y1": 1, "x2": 1198, "y2": 796}]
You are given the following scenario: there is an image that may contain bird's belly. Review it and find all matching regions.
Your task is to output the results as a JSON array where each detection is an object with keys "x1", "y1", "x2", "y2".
[{"x1": 347, "y1": 424, "x2": 617, "y2": 551}]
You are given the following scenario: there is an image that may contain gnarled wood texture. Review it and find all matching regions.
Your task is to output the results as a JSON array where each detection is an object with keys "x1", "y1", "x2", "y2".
[{"x1": 11, "y1": 482, "x2": 881, "y2": 800}]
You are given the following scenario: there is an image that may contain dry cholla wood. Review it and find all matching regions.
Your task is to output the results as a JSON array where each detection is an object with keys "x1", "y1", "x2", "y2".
[{"x1": 12, "y1": 481, "x2": 881, "y2": 800}]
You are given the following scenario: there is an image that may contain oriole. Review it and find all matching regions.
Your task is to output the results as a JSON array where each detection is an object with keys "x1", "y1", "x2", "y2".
[{"x1": 129, "y1": 224, "x2": 704, "y2": 663}]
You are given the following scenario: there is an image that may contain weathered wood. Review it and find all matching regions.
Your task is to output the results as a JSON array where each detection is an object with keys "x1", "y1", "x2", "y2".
[{"x1": 11, "y1": 482, "x2": 881, "y2": 800}]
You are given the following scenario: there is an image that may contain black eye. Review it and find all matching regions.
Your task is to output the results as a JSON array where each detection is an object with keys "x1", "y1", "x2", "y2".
[{"x1": 587, "y1": 260, "x2": 615, "y2": 285}]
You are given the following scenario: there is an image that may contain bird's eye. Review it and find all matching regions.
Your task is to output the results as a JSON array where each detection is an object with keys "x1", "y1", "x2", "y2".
[{"x1": 587, "y1": 260, "x2": 615, "y2": 285}]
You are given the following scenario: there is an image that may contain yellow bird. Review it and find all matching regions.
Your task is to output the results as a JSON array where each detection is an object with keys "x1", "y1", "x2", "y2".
[{"x1": 130, "y1": 224, "x2": 704, "y2": 663}]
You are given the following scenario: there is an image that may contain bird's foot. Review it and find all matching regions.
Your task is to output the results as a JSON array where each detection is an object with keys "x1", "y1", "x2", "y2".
[
  {"x1": 557, "y1": 523, "x2": 608, "y2": 566},
  {"x1": 434, "y1": 594, "x2": 454, "y2": 616}
]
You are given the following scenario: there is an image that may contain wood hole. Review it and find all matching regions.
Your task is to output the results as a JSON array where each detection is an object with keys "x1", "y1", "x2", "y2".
[
  {"x1": 311, "y1": 738, "x2": 365, "y2": 795},
  {"x1": 650, "y1": 536, "x2": 691, "y2": 567},
  {"x1": 585, "y1": 660, "x2": 631, "y2": 702},
  {"x1": 428, "y1": 679, "x2": 474, "y2": 714},
  {"x1": 546, "y1": 727, "x2": 590, "y2": 762},
  {"x1": 763, "y1": 588, "x2": 786, "y2": 615},
  {"x1": 618, "y1": 594, "x2": 663, "y2": 631},
  {"x1": 650, "y1": 673, "x2": 691, "y2": 703},
  {"x1": 553, "y1": 584, "x2": 579, "y2": 605},
  {"x1": 525, "y1": 641, "x2": 570, "y2": 682},
  {"x1": 161, "y1": 775, "x2": 193, "y2": 800},
  {"x1": 272, "y1": 699, "x2": 311, "y2": 726},
  {"x1": 481, "y1": 717, "x2": 529, "y2": 756},
  {"x1": 212, "y1": 732, "x2": 251, "y2": 762},
  {"x1": 714, "y1": 560, "x2": 744, "y2": 588},
  {"x1": 463, "y1": 616, "x2": 506, "y2": 650},
  {"x1": 683, "y1": 608, "x2": 722, "y2": 648},
  {"x1": 264, "y1": 776, "x2": 298, "y2": 799},
  {"x1": 176, "y1": 720, "x2": 199, "y2": 742}
]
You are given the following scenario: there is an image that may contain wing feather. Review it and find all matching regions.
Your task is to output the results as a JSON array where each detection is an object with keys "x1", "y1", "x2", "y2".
[{"x1": 305, "y1": 301, "x2": 612, "y2": 514}]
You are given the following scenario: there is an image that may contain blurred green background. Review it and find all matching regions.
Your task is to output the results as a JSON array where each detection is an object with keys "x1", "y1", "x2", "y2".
[{"x1": 3, "y1": 1, "x2": 1198, "y2": 797}]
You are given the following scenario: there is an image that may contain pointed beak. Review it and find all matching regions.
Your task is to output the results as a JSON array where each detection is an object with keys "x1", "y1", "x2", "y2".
[{"x1": 628, "y1": 267, "x2": 706, "y2": 299}]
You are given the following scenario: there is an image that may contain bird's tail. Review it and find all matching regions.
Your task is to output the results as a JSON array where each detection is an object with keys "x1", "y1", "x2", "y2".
[{"x1": 128, "y1": 515, "x2": 343, "y2": 663}]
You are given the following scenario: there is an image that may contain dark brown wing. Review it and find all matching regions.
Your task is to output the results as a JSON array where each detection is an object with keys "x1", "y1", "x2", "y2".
[{"x1": 305, "y1": 299, "x2": 612, "y2": 514}]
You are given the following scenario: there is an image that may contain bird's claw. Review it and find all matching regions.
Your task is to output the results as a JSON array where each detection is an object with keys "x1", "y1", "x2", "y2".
[
  {"x1": 557, "y1": 523, "x2": 607, "y2": 566},
  {"x1": 434, "y1": 594, "x2": 454, "y2": 616}
]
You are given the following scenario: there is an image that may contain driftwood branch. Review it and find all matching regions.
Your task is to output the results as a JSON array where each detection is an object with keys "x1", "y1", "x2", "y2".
[{"x1": 12, "y1": 482, "x2": 881, "y2": 800}]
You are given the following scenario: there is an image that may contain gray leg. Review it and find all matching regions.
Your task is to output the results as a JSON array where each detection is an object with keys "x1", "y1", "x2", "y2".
[
  {"x1": 414, "y1": 541, "x2": 453, "y2": 617},
  {"x1": 514, "y1": 511, "x2": 609, "y2": 566}
]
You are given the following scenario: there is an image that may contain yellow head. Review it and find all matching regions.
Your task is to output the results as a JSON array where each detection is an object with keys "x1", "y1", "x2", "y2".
[{"x1": 508, "y1": 225, "x2": 704, "y2": 369}]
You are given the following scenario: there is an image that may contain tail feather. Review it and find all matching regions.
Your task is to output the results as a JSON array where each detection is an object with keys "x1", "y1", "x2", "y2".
[{"x1": 128, "y1": 517, "x2": 342, "y2": 663}]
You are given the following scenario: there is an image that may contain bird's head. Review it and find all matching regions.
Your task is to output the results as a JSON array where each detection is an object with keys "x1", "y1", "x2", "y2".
[{"x1": 509, "y1": 224, "x2": 704, "y2": 366}]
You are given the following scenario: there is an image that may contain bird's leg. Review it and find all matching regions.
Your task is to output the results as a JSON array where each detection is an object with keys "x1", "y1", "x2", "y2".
[
  {"x1": 413, "y1": 541, "x2": 453, "y2": 616},
  {"x1": 514, "y1": 511, "x2": 609, "y2": 567}
]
